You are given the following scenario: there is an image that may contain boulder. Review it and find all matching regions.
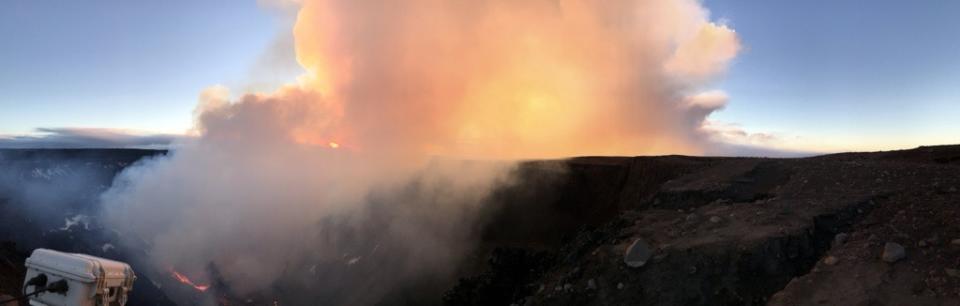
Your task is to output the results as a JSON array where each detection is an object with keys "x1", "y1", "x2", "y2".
[
  {"x1": 833, "y1": 233, "x2": 849, "y2": 247},
  {"x1": 881, "y1": 242, "x2": 905, "y2": 263},
  {"x1": 624, "y1": 238, "x2": 654, "y2": 268},
  {"x1": 823, "y1": 256, "x2": 839, "y2": 265}
]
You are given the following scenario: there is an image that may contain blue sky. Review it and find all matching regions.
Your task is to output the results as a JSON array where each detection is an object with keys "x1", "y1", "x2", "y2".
[
  {"x1": 706, "y1": 0, "x2": 960, "y2": 151},
  {"x1": 1, "y1": 0, "x2": 959, "y2": 151},
  {"x1": 0, "y1": 0, "x2": 297, "y2": 134}
]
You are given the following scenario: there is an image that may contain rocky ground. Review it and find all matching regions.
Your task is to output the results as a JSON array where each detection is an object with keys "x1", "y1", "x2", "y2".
[
  {"x1": 1, "y1": 146, "x2": 958, "y2": 305},
  {"x1": 447, "y1": 145, "x2": 960, "y2": 306}
]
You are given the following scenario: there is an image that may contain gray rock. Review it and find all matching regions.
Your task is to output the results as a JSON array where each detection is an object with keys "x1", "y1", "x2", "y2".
[
  {"x1": 586, "y1": 279, "x2": 597, "y2": 290},
  {"x1": 624, "y1": 238, "x2": 654, "y2": 268},
  {"x1": 563, "y1": 284, "x2": 573, "y2": 292},
  {"x1": 833, "y1": 233, "x2": 849, "y2": 247},
  {"x1": 617, "y1": 282, "x2": 624, "y2": 290},
  {"x1": 709, "y1": 216, "x2": 722, "y2": 223},
  {"x1": 951, "y1": 239, "x2": 960, "y2": 246},
  {"x1": 685, "y1": 213, "x2": 699, "y2": 223},
  {"x1": 881, "y1": 242, "x2": 906, "y2": 263}
]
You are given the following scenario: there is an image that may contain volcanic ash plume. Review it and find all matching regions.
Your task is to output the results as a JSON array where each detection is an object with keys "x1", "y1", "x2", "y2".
[
  {"x1": 101, "y1": 0, "x2": 739, "y2": 304},
  {"x1": 293, "y1": 0, "x2": 740, "y2": 158}
]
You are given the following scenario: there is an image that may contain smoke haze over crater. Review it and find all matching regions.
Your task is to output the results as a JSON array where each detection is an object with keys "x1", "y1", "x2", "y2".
[{"x1": 100, "y1": 0, "x2": 740, "y2": 303}]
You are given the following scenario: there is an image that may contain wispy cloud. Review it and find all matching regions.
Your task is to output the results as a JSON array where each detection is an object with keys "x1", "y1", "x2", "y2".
[
  {"x1": 701, "y1": 121, "x2": 823, "y2": 157},
  {"x1": 0, "y1": 127, "x2": 184, "y2": 149}
]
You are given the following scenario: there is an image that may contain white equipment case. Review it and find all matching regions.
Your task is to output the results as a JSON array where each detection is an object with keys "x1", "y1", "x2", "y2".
[{"x1": 23, "y1": 248, "x2": 136, "y2": 306}]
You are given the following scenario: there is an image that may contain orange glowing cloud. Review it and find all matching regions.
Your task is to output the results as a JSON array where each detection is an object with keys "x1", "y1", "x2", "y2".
[{"x1": 280, "y1": 0, "x2": 741, "y2": 159}]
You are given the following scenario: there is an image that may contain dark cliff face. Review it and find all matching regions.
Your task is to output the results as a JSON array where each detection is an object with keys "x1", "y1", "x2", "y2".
[
  {"x1": 476, "y1": 156, "x2": 714, "y2": 248},
  {"x1": 2, "y1": 146, "x2": 960, "y2": 306}
]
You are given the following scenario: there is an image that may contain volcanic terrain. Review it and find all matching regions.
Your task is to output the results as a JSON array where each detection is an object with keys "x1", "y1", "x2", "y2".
[{"x1": 1, "y1": 145, "x2": 959, "y2": 305}]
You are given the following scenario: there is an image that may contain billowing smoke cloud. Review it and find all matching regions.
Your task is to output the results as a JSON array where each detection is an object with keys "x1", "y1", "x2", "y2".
[
  {"x1": 292, "y1": 0, "x2": 739, "y2": 158},
  {"x1": 101, "y1": 0, "x2": 739, "y2": 304}
]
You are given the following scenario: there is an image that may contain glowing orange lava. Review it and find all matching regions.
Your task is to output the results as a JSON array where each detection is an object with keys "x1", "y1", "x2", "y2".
[{"x1": 171, "y1": 270, "x2": 211, "y2": 292}]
